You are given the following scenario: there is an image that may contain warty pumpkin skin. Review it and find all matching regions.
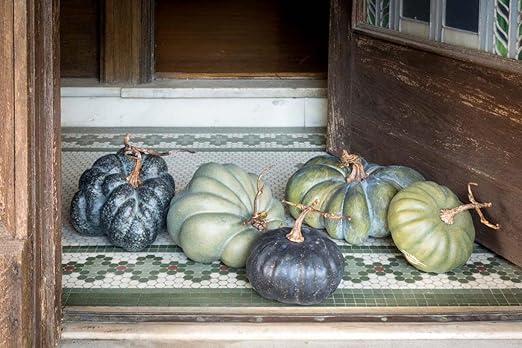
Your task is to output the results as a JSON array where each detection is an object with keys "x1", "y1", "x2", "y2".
[
  {"x1": 246, "y1": 201, "x2": 345, "y2": 305},
  {"x1": 388, "y1": 181, "x2": 477, "y2": 273},
  {"x1": 70, "y1": 138, "x2": 175, "y2": 251},
  {"x1": 286, "y1": 151, "x2": 424, "y2": 245},
  {"x1": 167, "y1": 163, "x2": 286, "y2": 268}
]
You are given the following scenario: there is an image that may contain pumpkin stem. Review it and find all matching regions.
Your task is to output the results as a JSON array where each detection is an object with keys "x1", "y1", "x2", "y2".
[
  {"x1": 243, "y1": 165, "x2": 273, "y2": 231},
  {"x1": 338, "y1": 150, "x2": 368, "y2": 183},
  {"x1": 123, "y1": 133, "x2": 195, "y2": 188},
  {"x1": 439, "y1": 182, "x2": 500, "y2": 229},
  {"x1": 283, "y1": 199, "x2": 349, "y2": 243},
  {"x1": 127, "y1": 157, "x2": 143, "y2": 188}
]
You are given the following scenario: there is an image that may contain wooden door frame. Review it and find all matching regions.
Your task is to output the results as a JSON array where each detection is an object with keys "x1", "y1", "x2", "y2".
[
  {"x1": 328, "y1": 0, "x2": 522, "y2": 267},
  {"x1": 0, "y1": 0, "x2": 61, "y2": 346}
]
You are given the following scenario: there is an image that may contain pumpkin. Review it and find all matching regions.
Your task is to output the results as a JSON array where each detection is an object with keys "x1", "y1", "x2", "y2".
[
  {"x1": 286, "y1": 150, "x2": 424, "y2": 245},
  {"x1": 167, "y1": 163, "x2": 286, "y2": 268},
  {"x1": 70, "y1": 134, "x2": 176, "y2": 251},
  {"x1": 246, "y1": 200, "x2": 345, "y2": 305},
  {"x1": 388, "y1": 181, "x2": 500, "y2": 273}
]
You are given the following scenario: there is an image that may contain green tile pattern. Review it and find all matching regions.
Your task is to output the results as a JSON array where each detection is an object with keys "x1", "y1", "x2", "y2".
[{"x1": 62, "y1": 288, "x2": 522, "y2": 308}]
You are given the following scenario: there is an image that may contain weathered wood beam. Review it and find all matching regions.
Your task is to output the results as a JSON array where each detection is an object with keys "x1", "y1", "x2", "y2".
[
  {"x1": 101, "y1": 0, "x2": 154, "y2": 84},
  {"x1": 326, "y1": 0, "x2": 353, "y2": 155}
]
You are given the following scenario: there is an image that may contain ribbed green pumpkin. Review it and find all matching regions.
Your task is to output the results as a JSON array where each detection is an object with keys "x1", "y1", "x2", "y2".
[
  {"x1": 286, "y1": 151, "x2": 424, "y2": 245},
  {"x1": 388, "y1": 181, "x2": 478, "y2": 273},
  {"x1": 167, "y1": 163, "x2": 285, "y2": 268}
]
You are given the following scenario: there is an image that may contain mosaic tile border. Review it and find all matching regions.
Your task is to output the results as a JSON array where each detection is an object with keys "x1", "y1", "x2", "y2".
[
  {"x1": 62, "y1": 128, "x2": 326, "y2": 152},
  {"x1": 62, "y1": 288, "x2": 522, "y2": 307}
]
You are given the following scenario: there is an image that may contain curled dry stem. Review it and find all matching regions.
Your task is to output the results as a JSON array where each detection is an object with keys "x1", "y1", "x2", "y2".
[
  {"x1": 243, "y1": 165, "x2": 274, "y2": 231},
  {"x1": 123, "y1": 133, "x2": 195, "y2": 188},
  {"x1": 283, "y1": 199, "x2": 350, "y2": 243},
  {"x1": 439, "y1": 182, "x2": 500, "y2": 229}
]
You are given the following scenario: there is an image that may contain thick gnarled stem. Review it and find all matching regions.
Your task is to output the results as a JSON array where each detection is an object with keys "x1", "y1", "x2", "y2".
[
  {"x1": 123, "y1": 133, "x2": 194, "y2": 188},
  {"x1": 126, "y1": 157, "x2": 143, "y2": 188},
  {"x1": 439, "y1": 182, "x2": 500, "y2": 229},
  {"x1": 338, "y1": 150, "x2": 368, "y2": 183}
]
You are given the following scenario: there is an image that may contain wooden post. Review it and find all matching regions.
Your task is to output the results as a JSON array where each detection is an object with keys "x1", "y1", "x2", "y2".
[
  {"x1": 326, "y1": 0, "x2": 353, "y2": 155},
  {"x1": 101, "y1": 0, "x2": 154, "y2": 84},
  {"x1": 0, "y1": 0, "x2": 61, "y2": 345}
]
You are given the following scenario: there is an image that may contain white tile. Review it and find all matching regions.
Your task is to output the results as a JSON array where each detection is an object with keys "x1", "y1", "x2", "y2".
[
  {"x1": 61, "y1": 87, "x2": 121, "y2": 97},
  {"x1": 304, "y1": 98, "x2": 328, "y2": 127},
  {"x1": 61, "y1": 97, "x2": 306, "y2": 127}
]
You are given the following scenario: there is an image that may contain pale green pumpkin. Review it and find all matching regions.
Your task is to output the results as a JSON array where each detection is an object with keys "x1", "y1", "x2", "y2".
[
  {"x1": 285, "y1": 151, "x2": 424, "y2": 245},
  {"x1": 388, "y1": 181, "x2": 498, "y2": 273},
  {"x1": 167, "y1": 163, "x2": 285, "y2": 268}
]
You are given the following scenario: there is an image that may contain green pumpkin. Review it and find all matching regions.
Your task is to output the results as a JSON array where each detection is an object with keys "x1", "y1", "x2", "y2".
[
  {"x1": 285, "y1": 151, "x2": 424, "y2": 245},
  {"x1": 388, "y1": 181, "x2": 480, "y2": 273},
  {"x1": 167, "y1": 163, "x2": 285, "y2": 268}
]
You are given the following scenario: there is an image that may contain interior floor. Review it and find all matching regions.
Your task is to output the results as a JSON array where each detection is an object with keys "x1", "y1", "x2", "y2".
[{"x1": 61, "y1": 128, "x2": 522, "y2": 308}]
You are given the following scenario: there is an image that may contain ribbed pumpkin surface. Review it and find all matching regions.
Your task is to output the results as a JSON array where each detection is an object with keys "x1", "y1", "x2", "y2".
[
  {"x1": 286, "y1": 155, "x2": 424, "y2": 245},
  {"x1": 246, "y1": 227, "x2": 344, "y2": 305},
  {"x1": 167, "y1": 163, "x2": 285, "y2": 267},
  {"x1": 70, "y1": 148, "x2": 175, "y2": 251},
  {"x1": 388, "y1": 181, "x2": 475, "y2": 273}
]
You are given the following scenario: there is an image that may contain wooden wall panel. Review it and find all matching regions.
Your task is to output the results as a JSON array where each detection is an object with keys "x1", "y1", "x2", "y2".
[
  {"x1": 60, "y1": 0, "x2": 100, "y2": 78},
  {"x1": 155, "y1": 0, "x2": 329, "y2": 77},
  {"x1": 348, "y1": 34, "x2": 522, "y2": 266}
]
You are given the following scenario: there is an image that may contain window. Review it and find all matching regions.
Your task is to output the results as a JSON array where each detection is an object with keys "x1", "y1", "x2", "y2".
[{"x1": 365, "y1": 0, "x2": 522, "y2": 60}]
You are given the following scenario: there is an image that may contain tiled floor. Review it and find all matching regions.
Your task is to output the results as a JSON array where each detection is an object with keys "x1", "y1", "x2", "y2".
[{"x1": 62, "y1": 128, "x2": 522, "y2": 307}]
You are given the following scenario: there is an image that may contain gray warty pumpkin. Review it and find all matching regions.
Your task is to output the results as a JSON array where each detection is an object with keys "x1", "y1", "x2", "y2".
[
  {"x1": 70, "y1": 135, "x2": 177, "y2": 251},
  {"x1": 167, "y1": 163, "x2": 286, "y2": 268},
  {"x1": 286, "y1": 151, "x2": 424, "y2": 245}
]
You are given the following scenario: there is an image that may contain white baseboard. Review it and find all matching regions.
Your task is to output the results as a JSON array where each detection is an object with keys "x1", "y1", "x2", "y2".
[{"x1": 61, "y1": 80, "x2": 327, "y2": 128}]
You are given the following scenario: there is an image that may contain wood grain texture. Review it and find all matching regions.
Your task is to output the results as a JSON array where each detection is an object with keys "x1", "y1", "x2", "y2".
[
  {"x1": 326, "y1": 0, "x2": 352, "y2": 154},
  {"x1": 0, "y1": 0, "x2": 16, "y2": 237},
  {"x1": 0, "y1": 0, "x2": 61, "y2": 345},
  {"x1": 155, "y1": 0, "x2": 329, "y2": 76},
  {"x1": 347, "y1": 34, "x2": 522, "y2": 266},
  {"x1": 0, "y1": 239, "x2": 30, "y2": 347},
  {"x1": 101, "y1": 0, "x2": 154, "y2": 83},
  {"x1": 34, "y1": 0, "x2": 62, "y2": 345},
  {"x1": 60, "y1": 0, "x2": 100, "y2": 78}
]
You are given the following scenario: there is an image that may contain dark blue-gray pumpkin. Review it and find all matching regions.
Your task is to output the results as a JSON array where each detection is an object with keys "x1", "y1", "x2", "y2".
[
  {"x1": 70, "y1": 134, "x2": 178, "y2": 251},
  {"x1": 246, "y1": 200, "x2": 345, "y2": 305},
  {"x1": 286, "y1": 150, "x2": 425, "y2": 245}
]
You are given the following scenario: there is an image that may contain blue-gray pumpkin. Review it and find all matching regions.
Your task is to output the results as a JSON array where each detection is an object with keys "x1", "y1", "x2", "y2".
[
  {"x1": 246, "y1": 203, "x2": 345, "y2": 305},
  {"x1": 286, "y1": 151, "x2": 424, "y2": 245},
  {"x1": 167, "y1": 163, "x2": 286, "y2": 268},
  {"x1": 70, "y1": 135, "x2": 175, "y2": 251}
]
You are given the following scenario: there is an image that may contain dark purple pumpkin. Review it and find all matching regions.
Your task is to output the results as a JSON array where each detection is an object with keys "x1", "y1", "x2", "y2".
[{"x1": 246, "y1": 202, "x2": 345, "y2": 305}]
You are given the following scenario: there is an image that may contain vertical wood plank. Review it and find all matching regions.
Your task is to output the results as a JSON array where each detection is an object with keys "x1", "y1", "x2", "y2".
[
  {"x1": 34, "y1": 0, "x2": 62, "y2": 345},
  {"x1": 0, "y1": 0, "x2": 61, "y2": 345},
  {"x1": 101, "y1": 0, "x2": 154, "y2": 84},
  {"x1": 326, "y1": 0, "x2": 353, "y2": 155},
  {"x1": 0, "y1": 0, "x2": 16, "y2": 237}
]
